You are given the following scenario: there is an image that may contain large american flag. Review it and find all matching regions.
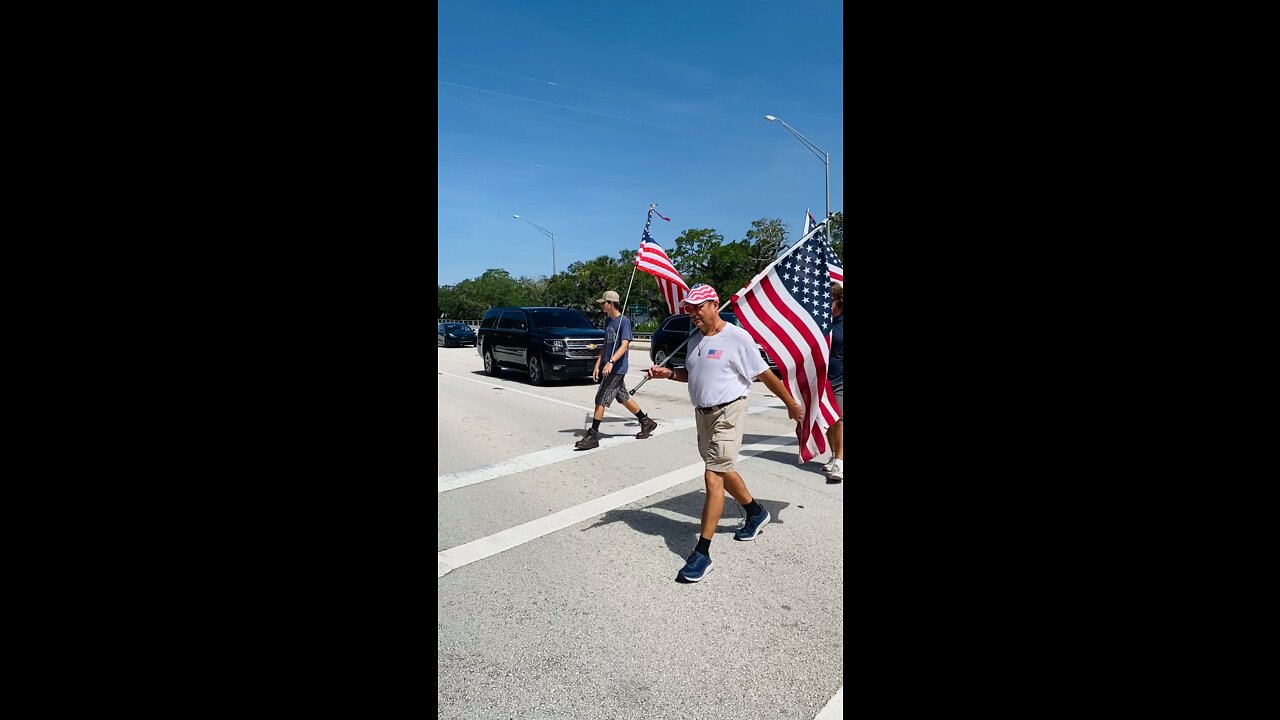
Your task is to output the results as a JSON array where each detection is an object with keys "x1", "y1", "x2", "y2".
[
  {"x1": 635, "y1": 208, "x2": 688, "y2": 316},
  {"x1": 731, "y1": 221, "x2": 840, "y2": 463}
]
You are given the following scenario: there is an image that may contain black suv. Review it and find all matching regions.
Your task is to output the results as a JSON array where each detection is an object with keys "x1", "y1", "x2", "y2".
[
  {"x1": 648, "y1": 311, "x2": 778, "y2": 371},
  {"x1": 476, "y1": 307, "x2": 607, "y2": 385}
]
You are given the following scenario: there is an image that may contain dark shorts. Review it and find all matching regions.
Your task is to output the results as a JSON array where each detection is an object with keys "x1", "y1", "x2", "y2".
[{"x1": 594, "y1": 373, "x2": 630, "y2": 408}]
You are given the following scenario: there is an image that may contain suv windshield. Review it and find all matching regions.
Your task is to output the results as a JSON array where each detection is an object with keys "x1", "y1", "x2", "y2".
[
  {"x1": 444, "y1": 323, "x2": 470, "y2": 331},
  {"x1": 528, "y1": 308, "x2": 593, "y2": 329}
]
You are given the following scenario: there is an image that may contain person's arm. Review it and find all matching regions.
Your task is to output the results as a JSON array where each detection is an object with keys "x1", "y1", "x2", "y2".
[
  {"x1": 757, "y1": 369, "x2": 803, "y2": 422},
  {"x1": 646, "y1": 365, "x2": 688, "y2": 382},
  {"x1": 603, "y1": 338, "x2": 630, "y2": 376},
  {"x1": 593, "y1": 345, "x2": 606, "y2": 381}
]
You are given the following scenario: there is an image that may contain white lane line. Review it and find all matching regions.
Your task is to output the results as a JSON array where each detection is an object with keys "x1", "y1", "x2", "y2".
[
  {"x1": 439, "y1": 370, "x2": 632, "y2": 414},
  {"x1": 439, "y1": 417, "x2": 696, "y2": 492},
  {"x1": 437, "y1": 402, "x2": 785, "y2": 493},
  {"x1": 814, "y1": 687, "x2": 843, "y2": 719},
  {"x1": 437, "y1": 436, "x2": 797, "y2": 577}
]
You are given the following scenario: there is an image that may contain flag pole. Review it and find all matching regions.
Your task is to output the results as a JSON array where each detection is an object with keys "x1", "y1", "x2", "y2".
[{"x1": 619, "y1": 203, "x2": 656, "y2": 324}]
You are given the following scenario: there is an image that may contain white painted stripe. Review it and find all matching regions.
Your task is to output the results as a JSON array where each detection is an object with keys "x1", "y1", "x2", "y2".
[
  {"x1": 437, "y1": 436, "x2": 797, "y2": 577},
  {"x1": 437, "y1": 397, "x2": 787, "y2": 493},
  {"x1": 438, "y1": 416, "x2": 697, "y2": 492},
  {"x1": 439, "y1": 370, "x2": 626, "y2": 414},
  {"x1": 814, "y1": 687, "x2": 843, "y2": 719}
]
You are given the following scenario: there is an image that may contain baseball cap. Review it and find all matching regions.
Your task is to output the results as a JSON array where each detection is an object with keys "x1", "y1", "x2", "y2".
[
  {"x1": 595, "y1": 290, "x2": 621, "y2": 304},
  {"x1": 681, "y1": 284, "x2": 718, "y2": 306}
]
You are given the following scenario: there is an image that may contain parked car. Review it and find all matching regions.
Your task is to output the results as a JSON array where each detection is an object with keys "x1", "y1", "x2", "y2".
[
  {"x1": 648, "y1": 311, "x2": 779, "y2": 371},
  {"x1": 438, "y1": 322, "x2": 477, "y2": 347},
  {"x1": 476, "y1": 307, "x2": 607, "y2": 385}
]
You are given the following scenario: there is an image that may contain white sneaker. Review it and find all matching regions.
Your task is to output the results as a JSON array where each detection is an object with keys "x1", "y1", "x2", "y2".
[
  {"x1": 828, "y1": 466, "x2": 843, "y2": 483},
  {"x1": 821, "y1": 460, "x2": 837, "y2": 473}
]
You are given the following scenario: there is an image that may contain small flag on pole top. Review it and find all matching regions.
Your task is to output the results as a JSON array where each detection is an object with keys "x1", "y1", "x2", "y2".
[{"x1": 635, "y1": 208, "x2": 688, "y2": 316}]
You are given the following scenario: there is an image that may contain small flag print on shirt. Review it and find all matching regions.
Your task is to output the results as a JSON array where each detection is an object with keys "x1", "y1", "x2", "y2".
[{"x1": 706, "y1": 348, "x2": 722, "y2": 359}]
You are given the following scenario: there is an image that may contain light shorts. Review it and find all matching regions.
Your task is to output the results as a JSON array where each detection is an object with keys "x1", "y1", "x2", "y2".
[
  {"x1": 594, "y1": 373, "x2": 630, "y2": 408},
  {"x1": 832, "y1": 380, "x2": 844, "y2": 420},
  {"x1": 695, "y1": 396, "x2": 748, "y2": 473}
]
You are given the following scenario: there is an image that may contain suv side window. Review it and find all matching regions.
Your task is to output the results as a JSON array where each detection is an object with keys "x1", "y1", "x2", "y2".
[
  {"x1": 498, "y1": 312, "x2": 528, "y2": 331},
  {"x1": 480, "y1": 314, "x2": 498, "y2": 329},
  {"x1": 663, "y1": 315, "x2": 691, "y2": 333}
]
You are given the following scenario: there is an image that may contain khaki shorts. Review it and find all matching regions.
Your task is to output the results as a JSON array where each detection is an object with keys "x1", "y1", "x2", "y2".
[
  {"x1": 695, "y1": 396, "x2": 748, "y2": 472},
  {"x1": 832, "y1": 380, "x2": 844, "y2": 420}
]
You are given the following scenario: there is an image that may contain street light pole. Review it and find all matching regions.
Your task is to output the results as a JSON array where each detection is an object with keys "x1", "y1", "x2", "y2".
[
  {"x1": 764, "y1": 115, "x2": 830, "y2": 222},
  {"x1": 512, "y1": 214, "x2": 557, "y2": 277}
]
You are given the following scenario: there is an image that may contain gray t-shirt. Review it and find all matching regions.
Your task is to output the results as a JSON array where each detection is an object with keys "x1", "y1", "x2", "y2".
[{"x1": 684, "y1": 322, "x2": 767, "y2": 408}]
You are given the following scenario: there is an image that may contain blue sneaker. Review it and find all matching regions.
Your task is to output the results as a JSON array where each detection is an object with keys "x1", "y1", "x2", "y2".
[
  {"x1": 734, "y1": 507, "x2": 771, "y2": 541},
  {"x1": 677, "y1": 551, "x2": 714, "y2": 582}
]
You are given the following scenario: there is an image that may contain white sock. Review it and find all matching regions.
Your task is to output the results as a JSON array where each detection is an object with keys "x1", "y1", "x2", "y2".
[{"x1": 833, "y1": 458, "x2": 843, "y2": 471}]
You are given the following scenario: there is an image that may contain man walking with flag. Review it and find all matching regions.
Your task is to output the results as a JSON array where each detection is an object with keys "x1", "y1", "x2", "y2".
[
  {"x1": 574, "y1": 290, "x2": 658, "y2": 450},
  {"x1": 645, "y1": 284, "x2": 802, "y2": 582}
]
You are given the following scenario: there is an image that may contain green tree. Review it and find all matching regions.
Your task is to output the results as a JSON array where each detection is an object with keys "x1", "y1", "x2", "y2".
[
  {"x1": 437, "y1": 284, "x2": 469, "y2": 320},
  {"x1": 438, "y1": 210, "x2": 844, "y2": 323},
  {"x1": 706, "y1": 239, "x2": 755, "y2": 300},
  {"x1": 744, "y1": 218, "x2": 788, "y2": 275},
  {"x1": 828, "y1": 211, "x2": 843, "y2": 261},
  {"x1": 668, "y1": 228, "x2": 724, "y2": 281}
]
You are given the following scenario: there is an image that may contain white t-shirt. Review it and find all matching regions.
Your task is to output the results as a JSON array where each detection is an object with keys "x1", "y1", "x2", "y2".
[{"x1": 685, "y1": 322, "x2": 768, "y2": 409}]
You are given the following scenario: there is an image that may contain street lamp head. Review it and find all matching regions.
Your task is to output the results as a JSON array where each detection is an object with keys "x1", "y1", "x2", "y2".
[{"x1": 763, "y1": 114, "x2": 830, "y2": 222}]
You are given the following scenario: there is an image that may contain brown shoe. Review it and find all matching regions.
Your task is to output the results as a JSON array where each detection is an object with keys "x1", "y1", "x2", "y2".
[
  {"x1": 574, "y1": 430, "x2": 600, "y2": 450},
  {"x1": 635, "y1": 417, "x2": 657, "y2": 439}
]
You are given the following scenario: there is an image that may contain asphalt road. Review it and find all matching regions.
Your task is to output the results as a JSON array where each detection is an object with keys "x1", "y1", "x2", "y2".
[{"x1": 438, "y1": 344, "x2": 844, "y2": 719}]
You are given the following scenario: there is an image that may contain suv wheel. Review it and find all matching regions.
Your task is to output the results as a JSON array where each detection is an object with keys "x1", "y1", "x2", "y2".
[
  {"x1": 484, "y1": 345, "x2": 501, "y2": 376},
  {"x1": 527, "y1": 353, "x2": 546, "y2": 386},
  {"x1": 653, "y1": 349, "x2": 669, "y2": 367}
]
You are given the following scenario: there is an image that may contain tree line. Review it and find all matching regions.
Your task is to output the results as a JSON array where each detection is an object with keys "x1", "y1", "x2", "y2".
[{"x1": 437, "y1": 213, "x2": 843, "y2": 323}]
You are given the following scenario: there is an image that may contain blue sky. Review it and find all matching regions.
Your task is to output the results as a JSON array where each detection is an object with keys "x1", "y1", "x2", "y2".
[{"x1": 438, "y1": 0, "x2": 844, "y2": 286}]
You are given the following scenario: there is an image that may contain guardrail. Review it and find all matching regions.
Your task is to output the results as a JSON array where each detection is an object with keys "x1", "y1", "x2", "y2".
[{"x1": 440, "y1": 319, "x2": 652, "y2": 341}]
